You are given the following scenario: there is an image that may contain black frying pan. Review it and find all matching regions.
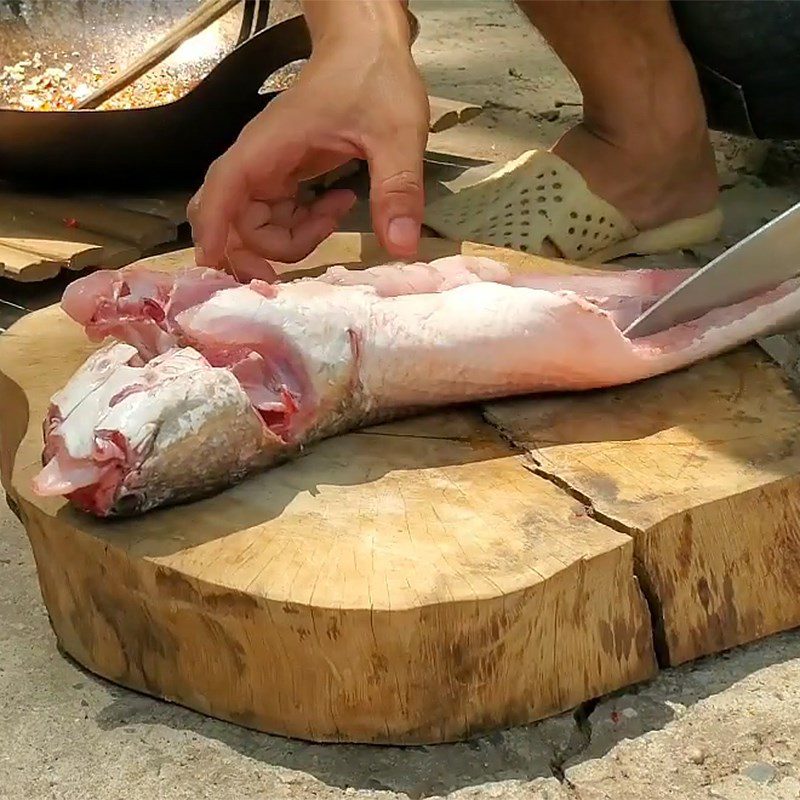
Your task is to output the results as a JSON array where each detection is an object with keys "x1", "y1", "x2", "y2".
[{"x1": 0, "y1": 12, "x2": 311, "y2": 192}]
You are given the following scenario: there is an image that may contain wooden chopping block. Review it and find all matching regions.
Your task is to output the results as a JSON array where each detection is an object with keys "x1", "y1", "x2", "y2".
[
  {"x1": 2, "y1": 234, "x2": 799, "y2": 742},
  {"x1": 485, "y1": 353, "x2": 800, "y2": 667}
]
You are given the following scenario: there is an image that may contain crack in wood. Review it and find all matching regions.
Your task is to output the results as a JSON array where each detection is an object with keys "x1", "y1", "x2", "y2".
[
  {"x1": 478, "y1": 406, "x2": 630, "y2": 531},
  {"x1": 479, "y1": 405, "x2": 673, "y2": 672}
]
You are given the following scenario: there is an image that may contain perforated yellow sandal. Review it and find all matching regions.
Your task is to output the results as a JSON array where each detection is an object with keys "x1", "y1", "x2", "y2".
[{"x1": 423, "y1": 149, "x2": 723, "y2": 262}]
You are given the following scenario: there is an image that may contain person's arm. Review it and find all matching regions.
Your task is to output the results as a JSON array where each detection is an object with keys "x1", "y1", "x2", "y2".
[{"x1": 302, "y1": 0, "x2": 413, "y2": 54}]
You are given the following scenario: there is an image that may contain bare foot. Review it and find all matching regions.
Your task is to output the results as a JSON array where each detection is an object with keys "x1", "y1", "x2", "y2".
[{"x1": 551, "y1": 118, "x2": 719, "y2": 233}]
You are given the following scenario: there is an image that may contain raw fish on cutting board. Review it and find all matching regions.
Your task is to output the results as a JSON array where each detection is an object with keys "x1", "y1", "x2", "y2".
[{"x1": 33, "y1": 254, "x2": 800, "y2": 516}]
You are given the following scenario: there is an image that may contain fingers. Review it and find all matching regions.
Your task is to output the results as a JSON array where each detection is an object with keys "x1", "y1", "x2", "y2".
[
  {"x1": 308, "y1": 188, "x2": 359, "y2": 221},
  {"x1": 238, "y1": 217, "x2": 333, "y2": 264},
  {"x1": 224, "y1": 246, "x2": 280, "y2": 283},
  {"x1": 189, "y1": 105, "x2": 302, "y2": 268},
  {"x1": 188, "y1": 154, "x2": 249, "y2": 268},
  {"x1": 364, "y1": 121, "x2": 427, "y2": 260},
  {"x1": 235, "y1": 189, "x2": 356, "y2": 263},
  {"x1": 186, "y1": 189, "x2": 205, "y2": 266},
  {"x1": 219, "y1": 224, "x2": 279, "y2": 283}
]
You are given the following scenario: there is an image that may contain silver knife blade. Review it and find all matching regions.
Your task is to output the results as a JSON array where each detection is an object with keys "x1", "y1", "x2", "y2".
[
  {"x1": 756, "y1": 333, "x2": 800, "y2": 392},
  {"x1": 624, "y1": 200, "x2": 800, "y2": 338}
]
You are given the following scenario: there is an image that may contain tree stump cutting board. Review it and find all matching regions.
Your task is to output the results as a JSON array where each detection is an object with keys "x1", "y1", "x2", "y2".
[{"x1": 2, "y1": 235, "x2": 800, "y2": 744}]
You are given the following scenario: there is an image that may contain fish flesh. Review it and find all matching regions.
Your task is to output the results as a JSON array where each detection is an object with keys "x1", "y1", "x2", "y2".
[{"x1": 31, "y1": 255, "x2": 800, "y2": 517}]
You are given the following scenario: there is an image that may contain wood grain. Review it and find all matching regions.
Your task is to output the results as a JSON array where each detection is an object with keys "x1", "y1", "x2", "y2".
[
  {"x1": 0, "y1": 236, "x2": 657, "y2": 744},
  {"x1": 485, "y1": 349, "x2": 800, "y2": 666}
]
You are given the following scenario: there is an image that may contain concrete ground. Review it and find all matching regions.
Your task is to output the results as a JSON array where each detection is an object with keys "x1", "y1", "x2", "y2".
[{"x1": 3, "y1": 2, "x2": 800, "y2": 799}]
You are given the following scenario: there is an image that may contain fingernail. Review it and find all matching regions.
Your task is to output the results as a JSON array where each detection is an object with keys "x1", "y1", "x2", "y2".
[
  {"x1": 387, "y1": 217, "x2": 419, "y2": 253},
  {"x1": 194, "y1": 245, "x2": 207, "y2": 265}
]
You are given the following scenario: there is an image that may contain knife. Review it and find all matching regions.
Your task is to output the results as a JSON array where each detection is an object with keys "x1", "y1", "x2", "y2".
[{"x1": 624, "y1": 200, "x2": 800, "y2": 338}]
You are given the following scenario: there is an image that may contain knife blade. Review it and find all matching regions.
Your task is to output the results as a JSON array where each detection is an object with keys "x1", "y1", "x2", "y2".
[
  {"x1": 756, "y1": 332, "x2": 800, "y2": 392},
  {"x1": 624, "y1": 200, "x2": 800, "y2": 338}
]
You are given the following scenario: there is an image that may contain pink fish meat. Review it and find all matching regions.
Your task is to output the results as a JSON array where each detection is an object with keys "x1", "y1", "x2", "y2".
[{"x1": 31, "y1": 255, "x2": 800, "y2": 516}]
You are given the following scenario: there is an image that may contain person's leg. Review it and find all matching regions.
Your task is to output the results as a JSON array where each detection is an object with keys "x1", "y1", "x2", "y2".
[{"x1": 516, "y1": 0, "x2": 718, "y2": 232}]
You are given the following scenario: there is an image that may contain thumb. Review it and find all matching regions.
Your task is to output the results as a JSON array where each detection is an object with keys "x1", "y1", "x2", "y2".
[{"x1": 365, "y1": 124, "x2": 426, "y2": 259}]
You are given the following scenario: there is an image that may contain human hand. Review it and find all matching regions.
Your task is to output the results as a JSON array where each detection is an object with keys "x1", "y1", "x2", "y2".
[{"x1": 188, "y1": 19, "x2": 429, "y2": 280}]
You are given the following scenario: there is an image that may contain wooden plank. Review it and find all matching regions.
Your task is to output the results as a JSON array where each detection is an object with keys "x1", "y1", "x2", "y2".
[
  {"x1": 428, "y1": 95, "x2": 483, "y2": 133},
  {"x1": 484, "y1": 348, "x2": 800, "y2": 666},
  {"x1": 0, "y1": 243, "x2": 67, "y2": 282},
  {"x1": 0, "y1": 238, "x2": 657, "y2": 744},
  {"x1": 0, "y1": 198, "x2": 140, "y2": 281},
  {"x1": 0, "y1": 239, "x2": 102, "y2": 281},
  {"x1": 0, "y1": 193, "x2": 177, "y2": 250},
  {"x1": 104, "y1": 192, "x2": 192, "y2": 227}
]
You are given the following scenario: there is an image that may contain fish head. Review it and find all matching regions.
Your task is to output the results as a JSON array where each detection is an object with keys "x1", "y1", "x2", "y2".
[{"x1": 33, "y1": 342, "x2": 278, "y2": 516}]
